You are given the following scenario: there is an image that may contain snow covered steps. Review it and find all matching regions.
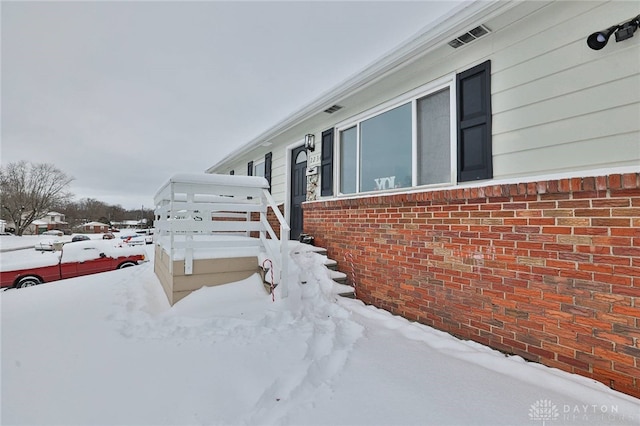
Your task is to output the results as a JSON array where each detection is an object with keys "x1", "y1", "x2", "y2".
[
  {"x1": 291, "y1": 243, "x2": 355, "y2": 299},
  {"x1": 321, "y1": 251, "x2": 355, "y2": 299}
]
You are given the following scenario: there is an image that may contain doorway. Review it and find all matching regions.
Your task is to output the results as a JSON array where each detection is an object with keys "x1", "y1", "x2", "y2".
[{"x1": 290, "y1": 146, "x2": 307, "y2": 240}]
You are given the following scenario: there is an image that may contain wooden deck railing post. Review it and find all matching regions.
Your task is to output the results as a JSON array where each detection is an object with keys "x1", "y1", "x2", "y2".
[{"x1": 154, "y1": 174, "x2": 291, "y2": 302}]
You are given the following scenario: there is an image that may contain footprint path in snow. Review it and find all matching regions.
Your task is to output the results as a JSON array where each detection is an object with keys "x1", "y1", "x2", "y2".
[
  {"x1": 244, "y1": 250, "x2": 364, "y2": 425},
  {"x1": 105, "y1": 246, "x2": 365, "y2": 425}
]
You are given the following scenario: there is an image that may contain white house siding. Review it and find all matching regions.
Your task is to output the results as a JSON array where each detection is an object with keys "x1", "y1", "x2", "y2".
[
  {"x1": 220, "y1": 143, "x2": 292, "y2": 206},
  {"x1": 209, "y1": 0, "x2": 639, "y2": 202},
  {"x1": 270, "y1": 148, "x2": 288, "y2": 204},
  {"x1": 310, "y1": 1, "x2": 640, "y2": 196},
  {"x1": 490, "y1": 0, "x2": 640, "y2": 178}
]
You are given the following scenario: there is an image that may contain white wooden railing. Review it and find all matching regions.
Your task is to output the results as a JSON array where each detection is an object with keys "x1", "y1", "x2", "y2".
[{"x1": 154, "y1": 174, "x2": 291, "y2": 297}]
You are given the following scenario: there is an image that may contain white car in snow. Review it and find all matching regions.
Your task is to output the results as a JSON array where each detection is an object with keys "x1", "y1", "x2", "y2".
[
  {"x1": 118, "y1": 233, "x2": 146, "y2": 246},
  {"x1": 34, "y1": 240, "x2": 58, "y2": 251},
  {"x1": 135, "y1": 229, "x2": 154, "y2": 244}
]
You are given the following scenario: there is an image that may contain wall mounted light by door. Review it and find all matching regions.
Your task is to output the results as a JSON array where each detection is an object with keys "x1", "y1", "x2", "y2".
[
  {"x1": 304, "y1": 134, "x2": 315, "y2": 151},
  {"x1": 587, "y1": 15, "x2": 639, "y2": 50}
]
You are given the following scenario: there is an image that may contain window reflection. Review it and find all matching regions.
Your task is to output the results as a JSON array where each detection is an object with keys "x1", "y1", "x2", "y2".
[
  {"x1": 337, "y1": 83, "x2": 453, "y2": 195},
  {"x1": 417, "y1": 88, "x2": 450, "y2": 185},
  {"x1": 360, "y1": 103, "x2": 412, "y2": 192},
  {"x1": 254, "y1": 162, "x2": 265, "y2": 177}
]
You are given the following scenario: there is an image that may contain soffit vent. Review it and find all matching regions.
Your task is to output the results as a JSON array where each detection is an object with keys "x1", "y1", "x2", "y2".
[
  {"x1": 324, "y1": 104, "x2": 343, "y2": 114},
  {"x1": 448, "y1": 24, "x2": 491, "y2": 48}
]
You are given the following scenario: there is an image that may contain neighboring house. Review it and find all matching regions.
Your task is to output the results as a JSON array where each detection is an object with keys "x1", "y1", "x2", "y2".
[
  {"x1": 207, "y1": 1, "x2": 640, "y2": 398},
  {"x1": 111, "y1": 219, "x2": 147, "y2": 229},
  {"x1": 25, "y1": 211, "x2": 69, "y2": 235},
  {"x1": 81, "y1": 221, "x2": 110, "y2": 233}
]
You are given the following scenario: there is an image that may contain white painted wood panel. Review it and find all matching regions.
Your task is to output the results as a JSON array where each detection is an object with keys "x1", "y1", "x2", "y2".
[
  {"x1": 492, "y1": 49, "x2": 639, "y2": 113},
  {"x1": 488, "y1": 0, "x2": 640, "y2": 177},
  {"x1": 493, "y1": 103, "x2": 639, "y2": 155},
  {"x1": 494, "y1": 132, "x2": 640, "y2": 178},
  {"x1": 489, "y1": 1, "x2": 631, "y2": 74},
  {"x1": 493, "y1": 75, "x2": 640, "y2": 135}
]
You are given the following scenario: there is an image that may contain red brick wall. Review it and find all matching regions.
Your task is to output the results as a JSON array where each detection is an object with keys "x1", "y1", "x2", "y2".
[
  {"x1": 303, "y1": 172, "x2": 640, "y2": 398},
  {"x1": 212, "y1": 204, "x2": 285, "y2": 239},
  {"x1": 250, "y1": 203, "x2": 285, "y2": 239}
]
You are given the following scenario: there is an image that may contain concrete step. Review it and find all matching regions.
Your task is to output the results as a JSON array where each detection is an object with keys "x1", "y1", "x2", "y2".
[
  {"x1": 315, "y1": 248, "x2": 328, "y2": 256},
  {"x1": 324, "y1": 258, "x2": 338, "y2": 270},
  {"x1": 328, "y1": 270, "x2": 355, "y2": 298},
  {"x1": 329, "y1": 269, "x2": 347, "y2": 284},
  {"x1": 292, "y1": 243, "x2": 326, "y2": 256},
  {"x1": 290, "y1": 242, "x2": 354, "y2": 299},
  {"x1": 338, "y1": 291, "x2": 356, "y2": 299}
]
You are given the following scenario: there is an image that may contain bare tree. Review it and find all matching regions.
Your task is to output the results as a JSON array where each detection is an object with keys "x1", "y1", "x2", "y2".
[
  {"x1": 78, "y1": 198, "x2": 109, "y2": 224},
  {"x1": 0, "y1": 161, "x2": 74, "y2": 235}
]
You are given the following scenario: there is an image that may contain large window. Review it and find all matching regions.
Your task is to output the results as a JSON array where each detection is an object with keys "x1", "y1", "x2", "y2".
[
  {"x1": 337, "y1": 82, "x2": 452, "y2": 195},
  {"x1": 361, "y1": 103, "x2": 412, "y2": 192}
]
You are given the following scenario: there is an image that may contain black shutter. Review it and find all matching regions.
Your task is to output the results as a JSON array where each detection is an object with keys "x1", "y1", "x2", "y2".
[
  {"x1": 247, "y1": 161, "x2": 253, "y2": 176},
  {"x1": 457, "y1": 60, "x2": 492, "y2": 182},
  {"x1": 264, "y1": 152, "x2": 272, "y2": 192},
  {"x1": 230, "y1": 170, "x2": 234, "y2": 175},
  {"x1": 320, "y1": 128, "x2": 334, "y2": 196}
]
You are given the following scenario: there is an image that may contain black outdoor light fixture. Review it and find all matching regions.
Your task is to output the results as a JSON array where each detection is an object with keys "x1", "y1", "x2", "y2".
[
  {"x1": 615, "y1": 15, "x2": 640, "y2": 41},
  {"x1": 587, "y1": 14, "x2": 640, "y2": 50},
  {"x1": 304, "y1": 133, "x2": 315, "y2": 151}
]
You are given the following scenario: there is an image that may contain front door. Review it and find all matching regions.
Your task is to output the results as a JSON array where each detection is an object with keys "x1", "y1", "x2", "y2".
[{"x1": 290, "y1": 146, "x2": 307, "y2": 240}]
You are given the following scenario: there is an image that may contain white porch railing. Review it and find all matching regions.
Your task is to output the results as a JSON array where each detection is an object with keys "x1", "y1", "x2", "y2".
[{"x1": 154, "y1": 173, "x2": 291, "y2": 297}]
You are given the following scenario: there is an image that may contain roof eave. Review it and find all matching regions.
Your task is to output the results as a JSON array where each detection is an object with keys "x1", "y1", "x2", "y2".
[{"x1": 206, "y1": 0, "x2": 514, "y2": 173}]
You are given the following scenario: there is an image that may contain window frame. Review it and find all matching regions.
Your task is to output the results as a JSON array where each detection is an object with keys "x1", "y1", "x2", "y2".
[
  {"x1": 253, "y1": 160, "x2": 266, "y2": 178},
  {"x1": 334, "y1": 74, "x2": 457, "y2": 196}
]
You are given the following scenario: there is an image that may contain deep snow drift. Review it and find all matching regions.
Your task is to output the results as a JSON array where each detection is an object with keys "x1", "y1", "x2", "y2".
[{"x1": 1, "y1": 238, "x2": 639, "y2": 425}]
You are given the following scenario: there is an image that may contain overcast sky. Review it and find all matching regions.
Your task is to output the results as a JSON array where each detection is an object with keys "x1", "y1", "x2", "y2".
[{"x1": 2, "y1": 1, "x2": 463, "y2": 210}]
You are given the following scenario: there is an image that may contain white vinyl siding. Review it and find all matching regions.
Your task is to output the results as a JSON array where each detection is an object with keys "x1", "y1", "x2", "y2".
[
  {"x1": 208, "y1": 0, "x2": 639, "y2": 201},
  {"x1": 224, "y1": 150, "x2": 288, "y2": 204},
  {"x1": 269, "y1": 149, "x2": 287, "y2": 204},
  {"x1": 344, "y1": 0, "x2": 640, "y2": 182},
  {"x1": 488, "y1": 0, "x2": 640, "y2": 178}
]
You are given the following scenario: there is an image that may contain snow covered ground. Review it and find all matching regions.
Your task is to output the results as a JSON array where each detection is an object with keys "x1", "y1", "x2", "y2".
[{"x1": 1, "y1": 236, "x2": 639, "y2": 425}]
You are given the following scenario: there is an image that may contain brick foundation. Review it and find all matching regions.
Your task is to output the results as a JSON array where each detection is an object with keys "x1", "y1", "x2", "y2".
[
  {"x1": 250, "y1": 203, "x2": 285, "y2": 239},
  {"x1": 303, "y1": 172, "x2": 640, "y2": 399}
]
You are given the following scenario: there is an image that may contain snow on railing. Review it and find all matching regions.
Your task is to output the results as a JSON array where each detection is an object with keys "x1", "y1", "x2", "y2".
[{"x1": 154, "y1": 173, "x2": 291, "y2": 297}]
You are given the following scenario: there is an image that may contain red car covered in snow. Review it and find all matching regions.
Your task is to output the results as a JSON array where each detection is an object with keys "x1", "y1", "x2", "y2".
[{"x1": 1, "y1": 239, "x2": 147, "y2": 289}]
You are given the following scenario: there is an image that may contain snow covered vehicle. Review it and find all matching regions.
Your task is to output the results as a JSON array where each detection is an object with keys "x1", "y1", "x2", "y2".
[{"x1": 1, "y1": 239, "x2": 147, "y2": 289}]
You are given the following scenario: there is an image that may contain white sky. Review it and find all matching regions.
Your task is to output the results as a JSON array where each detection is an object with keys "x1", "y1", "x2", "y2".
[{"x1": 1, "y1": 1, "x2": 464, "y2": 210}]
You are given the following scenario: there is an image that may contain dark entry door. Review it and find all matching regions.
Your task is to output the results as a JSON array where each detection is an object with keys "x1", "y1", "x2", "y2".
[{"x1": 290, "y1": 146, "x2": 307, "y2": 240}]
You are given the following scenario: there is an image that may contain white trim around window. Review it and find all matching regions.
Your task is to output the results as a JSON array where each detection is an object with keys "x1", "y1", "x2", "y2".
[
  {"x1": 334, "y1": 73, "x2": 457, "y2": 197},
  {"x1": 253, "y1": 160, "x2": 266, "y2": 178}
]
